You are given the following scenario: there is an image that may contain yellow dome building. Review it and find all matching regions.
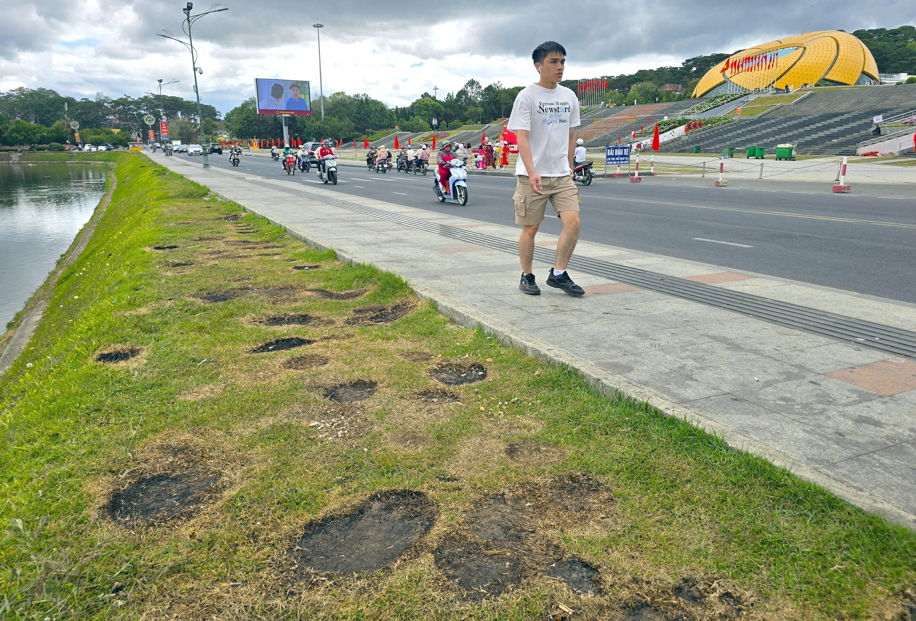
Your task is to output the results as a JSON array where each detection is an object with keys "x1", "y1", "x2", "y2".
[{"x1": 693, "y1": 31, "x2": 880, "y2": 97}]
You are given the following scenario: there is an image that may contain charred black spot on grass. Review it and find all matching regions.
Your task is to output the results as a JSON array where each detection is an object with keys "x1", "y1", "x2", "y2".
[
  {"x1": 434, "y1": 533, "x2": 524, "y2": 601},
  {"x1": 346, "y1": 303, "x2": 413, "y2": 326},
  {"x1": 152, "y1": 245, "x2": 178, "y2": 250},
  {"x1": 284, "y1": 354, "x2": 329, "y2": 370},
  {"x1": 292, "y1": 490, "x2": 436, "y2": 575},
  {"x1": 95, "y1": 347, "x2": 142, "y2": 364},
  {"x1": 312, "y1": 289, "x2": 367, "y2": 301},
  {"x1": 257, "y1": 313, "x2": 315, "y2": 327},
  {"x1": 326, "y1": 380, "x2": 377, "y2": 402},
  {"x1": 250, "y1": 337, "x2": 313, "y2": 354},
  {"x1": 292, "y1": 264, "x2": 321, "y2": 271},
  {"x1": 200, "y1": 291, "x2": 241, "y2": 303},
  {"x1": 105, "y1": 471, "x2": 220, "y2": 526},
  {"x1": 548, "y1": 558, "x2": 603, "y2": 596},
  {"x1": 430, "y1": 363, "x2": 487, "y2": 385}
]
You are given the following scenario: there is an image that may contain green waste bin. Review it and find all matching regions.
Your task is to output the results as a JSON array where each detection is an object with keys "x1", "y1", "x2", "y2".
[
  {"x1": 693, "y1": 145, "x2": 701, "y2": 153},
  {"x1": 775, "y1": 146, "x2": 795, "y2": 161},
  {"x1": 746, "y1": 146, "x2": 756, "y2": 158},
  {"x1": 756, "y1": 147, "x2": 765, "y2": 159},
  {"x1": 724, "y1": 147, "x2": 735, "y2": 158}
]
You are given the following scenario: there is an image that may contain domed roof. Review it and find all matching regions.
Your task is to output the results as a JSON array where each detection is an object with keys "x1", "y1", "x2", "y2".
[{"x1": 693, "y1": 31, "x2": 879, "y2": 97}]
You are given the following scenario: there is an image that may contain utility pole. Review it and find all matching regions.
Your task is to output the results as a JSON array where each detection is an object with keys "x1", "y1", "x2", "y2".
[
  {"x1": 313, "y1": 23, "x2": 325, "y2": 119},
  {"x1": 433, "y1": 85, "x2": 439, "y2": 100}
]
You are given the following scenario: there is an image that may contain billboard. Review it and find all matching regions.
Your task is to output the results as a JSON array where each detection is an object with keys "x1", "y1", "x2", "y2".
[{"x1": 255, "y1": 78, "x2": 311, "y2": 116}]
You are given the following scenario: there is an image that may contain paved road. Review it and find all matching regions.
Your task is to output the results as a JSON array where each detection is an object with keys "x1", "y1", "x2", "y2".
[{"x1": 197, "y1": 153, "x2": 916, "y2": 304}]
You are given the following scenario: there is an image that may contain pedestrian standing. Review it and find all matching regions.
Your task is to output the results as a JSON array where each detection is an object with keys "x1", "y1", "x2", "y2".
[
  {"x1": 508, "y1": 41, "x2": 583, "y2": 296},
  {"x1": 484, "y1": 141, "x2": 496, "y2": 169},
  {"x1": 501, "y1": 140, "x2": 510, "y2": 168}
]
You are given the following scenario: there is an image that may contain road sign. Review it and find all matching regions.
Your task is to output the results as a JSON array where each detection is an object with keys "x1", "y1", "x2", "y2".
[
  {"x1": 143, "y1": 114, "x2": 155, "y2": 126},
  {"x1": 69, "y1": 121, "x2": 79, "y2": 130},
  {"x1": 606, "y1": 145, "x2": 630, "y2": 166}
]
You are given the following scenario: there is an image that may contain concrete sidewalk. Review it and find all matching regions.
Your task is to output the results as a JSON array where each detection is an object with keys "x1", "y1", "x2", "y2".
[{"x1": 151, "y1": 152, "x2": 916, "y2": 530}]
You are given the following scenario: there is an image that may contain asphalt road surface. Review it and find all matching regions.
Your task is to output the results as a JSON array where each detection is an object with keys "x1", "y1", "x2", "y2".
[{"x1": 200, "y1": 153, "x2": 916, "y2": 304}]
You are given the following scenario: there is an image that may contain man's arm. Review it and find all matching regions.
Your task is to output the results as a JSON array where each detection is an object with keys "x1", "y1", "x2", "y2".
[
  {"x1": 568, "y1": 128, "x2": 577, "y2": 172},
  {"x1": 516, "y1": 130, "x2": 543, "y2": 195}
]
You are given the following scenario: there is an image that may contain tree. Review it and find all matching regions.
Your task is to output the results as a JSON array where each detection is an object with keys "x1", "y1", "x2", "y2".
[{"x1": 627, "y1": 81, "x2": 660, "y2": 105}]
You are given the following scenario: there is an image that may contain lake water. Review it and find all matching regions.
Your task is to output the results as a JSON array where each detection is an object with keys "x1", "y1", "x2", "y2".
[{"x1": 0, "y1": 163, "x2": 107, "y2": 329}]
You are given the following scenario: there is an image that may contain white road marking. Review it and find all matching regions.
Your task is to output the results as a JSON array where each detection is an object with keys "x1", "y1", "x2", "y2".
[
  {"x1": 353, "y1": 185, "x2": 365, "y2": 188},
  {"x1": 393, "y1": 192, "x2": 408, "y2": 196},
  {"x1": 692, "y1": 238, "x2": 754, "y2": 248}
]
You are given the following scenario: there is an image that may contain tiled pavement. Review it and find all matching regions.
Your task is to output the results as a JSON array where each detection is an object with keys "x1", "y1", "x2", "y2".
[{"x1": 152, "y1": 153, "x2": 916, "y2": 530}]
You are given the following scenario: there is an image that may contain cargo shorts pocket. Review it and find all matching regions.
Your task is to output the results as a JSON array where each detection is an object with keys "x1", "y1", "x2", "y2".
[{"x1": 513, "y1": 193, "x2": 527, "y2": 217}]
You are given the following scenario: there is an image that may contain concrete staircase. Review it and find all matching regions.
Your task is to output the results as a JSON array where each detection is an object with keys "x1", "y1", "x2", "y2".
[{"x1": 578, "y1": 100, "x2": 699, "y2": 147}]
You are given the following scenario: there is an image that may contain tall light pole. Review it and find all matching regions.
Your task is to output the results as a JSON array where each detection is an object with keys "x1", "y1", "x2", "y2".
[
  {"x1": 157, "y1": 79, "x2": 179, "y2": 117},
  {"x1": 158, "y1": 2, "x2": 227, "y2": 169},
  {"x1": 433, "y1": 85, "x2": 439, "y2": 99},
  {"x1": 313, "y1": 23, "x2": 325, "y2": 120}
]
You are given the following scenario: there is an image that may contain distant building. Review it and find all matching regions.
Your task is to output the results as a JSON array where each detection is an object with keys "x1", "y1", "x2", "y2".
[
  {"x1": 879, "y1": 73, "x2": 912, "y2": 84},
  {"x1": 693, "y1": 30, "x2": 880, "y2": 97},
  {"x1": 659, "y1": 84, "x2": 686, "y2": 94}
]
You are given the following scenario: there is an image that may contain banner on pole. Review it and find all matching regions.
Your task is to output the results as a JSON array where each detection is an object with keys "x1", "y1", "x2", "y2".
[
  {"x1": 606, "y1": 145, "x2": 630, "y2": 166},
  {"x1": 160, "y1": 121, "x2": 169, "y2": 140},
  {"x1": 148, "y1": 130, "x2": 155, "y2": 141}
]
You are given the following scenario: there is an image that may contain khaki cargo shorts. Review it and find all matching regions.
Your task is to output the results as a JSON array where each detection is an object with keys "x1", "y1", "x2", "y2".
[{"x1": 513, "y1": 175, "x2": 580, "y2": 226}]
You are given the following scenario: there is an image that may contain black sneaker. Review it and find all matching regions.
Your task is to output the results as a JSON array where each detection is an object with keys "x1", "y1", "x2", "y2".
[
  {"x1": 519, "y1": 273, "x2": 540, "y2": 295},
  {"x1": 546, "y1": 269, "x2": 585, "y2": 297}
]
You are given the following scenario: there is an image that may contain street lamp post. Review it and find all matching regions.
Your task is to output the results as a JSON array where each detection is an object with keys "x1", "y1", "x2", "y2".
[
  {"x1": 157, "y1": 79, "x2": 179, "y2": 141},
  {"x1": 313, "y1": 23, "x2": 325, "y2": 120},
  {"x1": 158, "y1": 2, "x2": 227, "y2": 169}
]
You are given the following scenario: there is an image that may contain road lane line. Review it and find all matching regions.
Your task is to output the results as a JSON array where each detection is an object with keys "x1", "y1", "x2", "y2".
[
  {"x1": 693, "y1": 238, "x2": 754, "y2": 248},
  {"x1": 393, "y1": 192, "x2": 408, "y2": 196}
]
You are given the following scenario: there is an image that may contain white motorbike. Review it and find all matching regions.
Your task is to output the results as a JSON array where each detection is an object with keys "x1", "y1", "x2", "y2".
[
  {"x1": 318, "y1": 154, "x2": 338, "y2": 185},
  {"x1": 434, "y1": 159, "x2": 469, "y2": 206}
]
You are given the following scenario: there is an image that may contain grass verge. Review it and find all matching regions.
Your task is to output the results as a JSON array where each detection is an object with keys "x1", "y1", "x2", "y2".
[{"x1": 1, "y1": 153, "x2": 915, "y2": 620}]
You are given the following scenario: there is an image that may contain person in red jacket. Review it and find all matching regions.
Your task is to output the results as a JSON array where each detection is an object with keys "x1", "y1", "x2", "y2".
[
  {"x1": 436, "y1": 142, "x2": 455, "y2": 194},
  {"x1": 317, "y1": 140, "x2": 335, "y2": 176}
]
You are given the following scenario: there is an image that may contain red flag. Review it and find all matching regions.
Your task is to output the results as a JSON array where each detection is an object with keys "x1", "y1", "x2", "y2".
[
  {"x1": 481, "y1": 130, "x2": 486, "y2": 145},
  {"x1": 651, "y1": 123, "x2": 660, "y2": 152},
  {"x1": 432, "y1": 134, "x2": 436, "y2": 149},
  {"x1": 394, "y1": 135, "x2": 399, "y2": 149},
  {"x1": 721, "y1": 59, "x2": 729, "y2": 73},
  {"x1": 618, "y1": 136, "x2": 621, "y2": 144},
  {"x1": 364, "y1": 137, "x2": 369, "y2": 149}
]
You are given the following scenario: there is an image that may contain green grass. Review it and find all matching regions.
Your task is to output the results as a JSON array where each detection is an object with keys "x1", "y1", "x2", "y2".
[
  {"x1": 752, "y1": 93, "x2": 808, "y2": 106},
  {"x1": 1, "y1": 153, "x2": 916, "y2": 619}
]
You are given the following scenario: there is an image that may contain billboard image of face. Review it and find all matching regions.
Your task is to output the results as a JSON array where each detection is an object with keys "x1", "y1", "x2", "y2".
[{"x1": 255, "y1": 79, "x2": 312, "y2": 116}]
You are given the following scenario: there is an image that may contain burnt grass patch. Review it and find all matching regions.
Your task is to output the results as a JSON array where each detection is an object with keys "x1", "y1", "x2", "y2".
[
  {"x1": 105, "y1": 470, "x2": 221, "y2": 526},
  {"x1": 346, "y1": 303, "x2": 413, "y2": 326},
  {"x1": 312, "y1": 289, "x2": 367, "y2": 300},
  {"x1": 292, "y1": 264, "x2": 321, "y2": 271},
  {"x1": 199, "y1": 291, "x2": 241, "y2": 303},
  {"x1": 292, "y1": 490, "x2": 436, "y2": 575},
  {"x1": 414, "y1": 388, "x2": 460, "y2": 404},
  {"x1": 166, "y1": 262, "x2": 194, "y2": 268},
  {"x1": 430, "y1": 363, "x2": 487, "y2": 385},
  {"x1": 257, "y1": 313, "x2": 315, "y2": 327},
  {"x1": 95, "y1": 347, "x2": 142, "y2": 364},
  {"x1": 505, "y1": 440, "x2": 567, "y2": 467},
  {"x1": 326, "y1": 380, "x2": 377, "y2": 402},
  {"x1": 548, "y1": 558, "x2": 603, "y2": 596},
  {"x1": 434, "y1": 533, "x2": 525, "y2": 601},
  {"x1": 251, "y1": 337, "x2": 313, "y2": 354},
  {"x1": 152, "y1": 245, "x2": 178, "y2": 250},
  {"x1": 284, "y1": 354, "x2": 329, "y2": 370}
]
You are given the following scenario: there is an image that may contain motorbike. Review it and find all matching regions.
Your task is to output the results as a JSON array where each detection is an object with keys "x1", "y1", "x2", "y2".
[
  {"x1": 414, "y1": 159, "x2": 429, "y2": 175},
  {"x1": 318, "y1": 154, "x2": 338, "y2": 185},
  {"x1": 366, "y1": 153, "x2": 377, "y2": 170},
  {"x1": 284, "y1": 154, "x2": 296, "y2": 175},
  {"x1": 298, "y1": 154, "x2": 309, "y2": 173},
  {"x1": 271, "y1": 149, "x2": 280, "y2": 161},
  {"x1": 397, "y1": 156, "x2": 410, "y2": 173},
  {"x1": 375, "y1": 156, "x2": 390, "y2": 174},
  {"x1": 434, "y1": 159, "x2": 469, "y2": 206},
  {"x1": 230, "y1": 151, "x2": 241, "y2": 167},
  {"x1": 573, "y1": 161, "x2": 593, "y2": 186}
]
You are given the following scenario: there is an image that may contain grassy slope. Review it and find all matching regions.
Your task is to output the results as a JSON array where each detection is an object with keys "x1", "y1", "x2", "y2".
[{"x1": 1, "y1": 153, "x2": 915, "y2": 620}]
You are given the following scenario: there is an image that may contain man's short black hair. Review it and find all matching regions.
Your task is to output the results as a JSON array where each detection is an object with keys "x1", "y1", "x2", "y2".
[
  {"x1": 270, "y1": 83, "x2": 284, "y2": 98},
  {"x1": 532, "y1": 41, "x2": 566, "y2": 65}
]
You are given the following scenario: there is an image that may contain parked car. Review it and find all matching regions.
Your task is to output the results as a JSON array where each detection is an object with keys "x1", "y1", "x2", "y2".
[
  {"x1": 208, "y1": 143, "x2": 223, "y2": 155},
  {"x1": 187, "y1": 144, "x2": 203, "y2": 156},
  {"x1": 82, "y1": 144, "x2": 97, "y2": 152},
  {"x1": 102, "y1": 144, "x2": 116, "y2": 151}
]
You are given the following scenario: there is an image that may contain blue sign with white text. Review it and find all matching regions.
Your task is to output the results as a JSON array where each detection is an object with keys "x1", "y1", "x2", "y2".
[{"x1": 606, "y1": 145, "x2": 630, "y2": 166}]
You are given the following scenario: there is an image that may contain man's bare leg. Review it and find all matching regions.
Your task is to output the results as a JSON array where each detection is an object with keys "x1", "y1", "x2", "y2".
[
  {"x1": 519, "y1": 224, "x2": 540, "y2": 273},
  {"x1": 554, "y1": 211, "x2": 580, "y2": 270}
]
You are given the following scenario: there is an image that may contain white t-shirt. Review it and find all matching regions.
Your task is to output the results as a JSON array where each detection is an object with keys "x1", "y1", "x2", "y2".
[
  {"x1": 507, "y1": 83, "x2": 580, "y2": 177},
  {"x1": 574, "y1": 146, "x2": 587, "y2": 163}
]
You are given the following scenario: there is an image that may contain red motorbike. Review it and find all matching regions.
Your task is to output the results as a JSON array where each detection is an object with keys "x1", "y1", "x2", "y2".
[
  {"x1": 573, "y1": 161, "x2": 593, "y2": 186},
  {"x1": 285, "y1": 154, "x2": 296, "y2": 175}
]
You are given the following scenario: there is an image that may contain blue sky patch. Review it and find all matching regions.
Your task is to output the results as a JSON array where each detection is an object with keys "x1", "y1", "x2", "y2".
[{"x1": 58, "y1": 37, "x2": 100, "y2": 49}]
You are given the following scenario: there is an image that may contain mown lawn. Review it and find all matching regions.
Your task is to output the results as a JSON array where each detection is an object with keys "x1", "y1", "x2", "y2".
[{"x1": 1, "y1": 153, "x2": 915, "y2": 620}]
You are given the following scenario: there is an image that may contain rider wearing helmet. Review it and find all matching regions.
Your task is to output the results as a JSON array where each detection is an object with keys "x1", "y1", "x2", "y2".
[
  {"x1": 377, "y1": 145, "x2": 389, "y2": 168},
  {"x1": 574, "y1": 138, "x2": 586, "y2": 168},
  {"x1": 436, "y1": 142, "x2": 456, "y2": 195},
  {"x1": 317, "y1": 140, "x2": 335, "y2": 175}
]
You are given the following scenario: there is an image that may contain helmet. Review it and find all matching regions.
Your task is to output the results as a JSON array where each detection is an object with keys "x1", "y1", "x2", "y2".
[
  {"x1": 322, "y1": 139, "x2": 329, "y2": 146},
  {"x1": 576, "y1": 138, "x2": 584, "y2": 146}
]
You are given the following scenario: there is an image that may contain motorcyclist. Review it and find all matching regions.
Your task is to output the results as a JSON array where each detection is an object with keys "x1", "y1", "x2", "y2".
[
  {"x1": 376, "y1": 145, "x2": 389, "y2": 169},
  {"x1": 317, "y1": 140, "x2": 335, "y2": 176},
  {"x1": 406, "y1": 145, "x2": 417, "y2": 171},
  {"x1": 574, "y1": 138, "x2": 587, "y2": 167},
  {"x1": 397, "y1": 147, "x2": 408, "y2": 171},
  {"x1": 437, "y1": 142, "x2": 456, "y2": 195},
  {"x1": 282, "y1": 143, "x2": 295, "y2": 171},
  {"x1": 230, "y1": 144, "x2": 242, "y2": 163},
  {"x1": 417, "y1": 144, "x2": 430, "y2": 171},
  {"x1": 271, "y1": 145, "x2": 280, "y2": 160},
  {"x1": 366, "y1": 145, "x2": 379, "y2": 167}
]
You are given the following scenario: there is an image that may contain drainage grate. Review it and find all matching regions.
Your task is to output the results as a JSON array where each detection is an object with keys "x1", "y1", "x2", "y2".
[{"x1": 253, "y1": 181, "x2": 916, "y2": 360}]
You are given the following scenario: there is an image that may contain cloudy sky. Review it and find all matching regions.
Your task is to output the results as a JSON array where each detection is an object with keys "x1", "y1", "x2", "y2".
[{"x1": 1, "y1": 0, "x2": 913, "y2": 115}]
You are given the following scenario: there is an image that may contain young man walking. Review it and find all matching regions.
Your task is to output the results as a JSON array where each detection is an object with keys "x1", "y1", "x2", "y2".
[{"x1": 507, "y1": 41, "x2": 583, "y2": 296}]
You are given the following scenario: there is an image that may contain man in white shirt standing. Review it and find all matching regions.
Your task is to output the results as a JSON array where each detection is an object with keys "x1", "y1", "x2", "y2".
[{"x1": 507, "y1": 41, "x2": 584, "y2": 297}]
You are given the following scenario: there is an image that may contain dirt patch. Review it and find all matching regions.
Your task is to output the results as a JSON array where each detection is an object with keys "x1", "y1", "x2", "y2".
[
  {"x1": 548, "y1": 558, "x2": 603, "y2": 596},
  {"x1": 400, "y1": 350, "x2": 434, "y2": 362},
  {"x1": 199, "y1": 291, "x2": 241, "y2": 303},
  {"x1": 430, "y1": 363, "x2": 487, "y2": 385},
  {"x1": 166, "y1": 262, "x2": 194, "y2": 268},
  {"x1": 152, "y1": 245, "x2": 178, "y2": 250},
  {"x1": 312, "y1": 289, "x2": 367, "y2": 300},
  {"x1": 434, "y1": 532, "x2": 525, "y2": 601},
  {"x1": 105, "y1": 471, "x2": 220, "y2": 526},
  {"x1": 347, "y1": 303, "x2": 413, "y2": 326},
  {"x1": 217, "y1": 214, "x2": 242, "y2": 221},
  {"x1": 292, "y1": 490, "x2": 436, "y2": 575},
  {"x1": 292, "y1": 264, "x2": 321, "y2": 271},
  {"x1": 326, "y1": 380, "x2": 377, "y2": 402},
  {"x1": 413, "y1": 388, "x2": 460, "y2": 404},
  {"x1": 251, "y1": 337, "x2": 313, "y2": 354},
  {"x1": 284, "y1": 354, "x2": 329, "y2": 370},
  {"x1": 468, "y1": 495, "x2": 531, "y2": 543},
  {"x1": 95, "y1": 346, "x2": 142, "y2": 364},
  {"x1": 257, "y1": 313, "x2": 315, "y2": 327},
  {"x1": 505, "y1": 440, "x2": 567, "y2": 467}
]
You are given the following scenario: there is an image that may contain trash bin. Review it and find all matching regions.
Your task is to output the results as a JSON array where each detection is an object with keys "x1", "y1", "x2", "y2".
[
  {"x1": 693, "y1": 145, "x2": 701, "y2": 153},
  {"x1": 775, "y1": 145, "x2": 796, "y2": 161},
  {"x1": 756, "y1": 147, "x2": 765, "y2": 159},
  {"x1": 724, "y1": 147, "x2": 735, "y2": 158},
  {"x1": 746, "y1": 146, "x2": 756, "y2": 158}
]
